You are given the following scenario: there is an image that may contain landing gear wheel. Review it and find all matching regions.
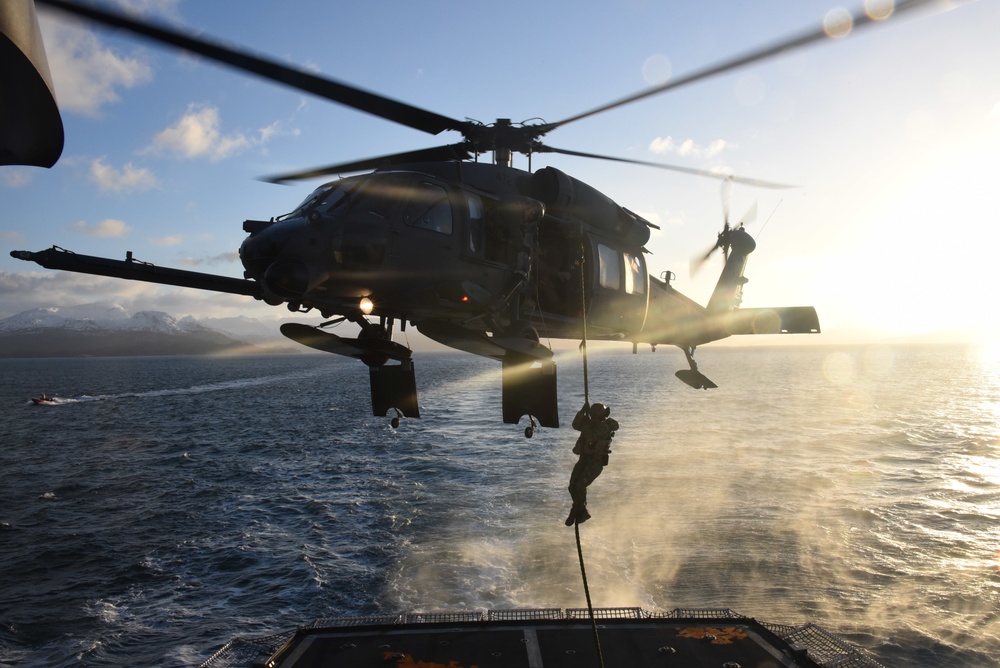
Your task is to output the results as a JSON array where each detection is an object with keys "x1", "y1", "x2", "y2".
[{"x1": 524, "y1": 415, "x2": 538, "y2": 439}]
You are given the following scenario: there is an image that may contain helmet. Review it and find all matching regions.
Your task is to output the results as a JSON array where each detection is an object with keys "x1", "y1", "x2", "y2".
[{"x1": 589, "y1": 403, "x2": 610, "y2": 420}]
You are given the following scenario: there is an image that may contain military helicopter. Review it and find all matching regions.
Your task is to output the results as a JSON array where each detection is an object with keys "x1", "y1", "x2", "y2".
[{"x1": 8, "y1": 0, "x2": 903, "y2": 432}]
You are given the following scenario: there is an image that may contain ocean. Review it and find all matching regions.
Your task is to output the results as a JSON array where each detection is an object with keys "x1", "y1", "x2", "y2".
[{"x1": 1, "y1": 344, "x2": 998, "y2": 667}]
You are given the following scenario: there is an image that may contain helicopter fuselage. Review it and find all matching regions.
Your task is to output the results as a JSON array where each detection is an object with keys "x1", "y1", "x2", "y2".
[{"x1": 239, "y1": 161, "x2": 684, "y2": 346}]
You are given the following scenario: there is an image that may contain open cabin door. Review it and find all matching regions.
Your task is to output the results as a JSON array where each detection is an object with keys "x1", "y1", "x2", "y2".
[
  {"x1": 530, "y1": 219, "x2": 584, "y2": 326},
  {"x1": 581, "y1": 236, "x2": 649, "y2": 338},
  {"x1": 530, "y1": 219, "x2": 648, "y2": 339}
]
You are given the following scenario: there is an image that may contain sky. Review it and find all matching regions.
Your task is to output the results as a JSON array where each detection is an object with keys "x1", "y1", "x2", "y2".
[{"x1": 2, "y1": 0, "x2": 999, "y2": 345}]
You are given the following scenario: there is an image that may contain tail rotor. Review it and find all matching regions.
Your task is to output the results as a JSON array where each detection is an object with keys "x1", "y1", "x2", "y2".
[{"x1": 690, "y1": 178, "x2": 756, "y2": 275}]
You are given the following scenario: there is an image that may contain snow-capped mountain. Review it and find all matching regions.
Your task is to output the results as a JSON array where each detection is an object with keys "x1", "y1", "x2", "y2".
[
  {"x1": 185, "y1": 314, "x2": 284, "y2": 343},
  {"x1": 0, "y1": 303, "x2": 294, "y2": 357},
  {"x1": 0, "y1": 303, "x2": 207, "y2": 334}
]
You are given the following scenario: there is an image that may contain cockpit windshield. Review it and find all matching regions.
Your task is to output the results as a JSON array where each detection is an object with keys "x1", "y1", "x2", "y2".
[{"x1": 286, "y1": 178, "x2": 360, "y2": 218}]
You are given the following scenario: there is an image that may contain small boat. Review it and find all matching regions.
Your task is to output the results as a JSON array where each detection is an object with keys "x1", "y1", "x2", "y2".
[{"x1": 31, "y1": 396, "x2": 55, "y2": 405}]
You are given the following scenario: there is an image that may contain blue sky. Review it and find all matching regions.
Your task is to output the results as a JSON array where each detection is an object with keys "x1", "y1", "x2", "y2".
[{"x1": 2, "y1": 0, "x2": 999, "y2": 342}]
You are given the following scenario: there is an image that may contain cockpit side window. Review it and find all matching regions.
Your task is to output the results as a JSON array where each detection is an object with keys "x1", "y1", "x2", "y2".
[
  {"x1": 287, "y1": 184, "x2": 332, "y2": 218},
  {"x1": 312, "y1": 180, "x2": 357, "y2": 214},
  {"x1": 404, "y1": 181, "x2": 453, "y2": 234},
  {"x1": 356, "y1": 173, "x2": 409, "y2": 220}
]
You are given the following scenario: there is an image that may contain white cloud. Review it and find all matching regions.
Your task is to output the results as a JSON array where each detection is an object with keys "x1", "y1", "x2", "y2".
[
  {"x1": 68, "y1": 218, "x2": 133, "y2": 238},
  {"x1": 90, "y1": 158, "x2": 159, "y2": 194},
  {"x1": 1, "y1": 168, "x2": 34, "y2": 188},
  {"x1": 114, "y1": 0, "x2": 182, "y2": 20},
  {"x1": 150, "y1": 235, "x2": 183, "y2": 247},
  {"x1": 147, "y1": 105, "x2": 277, "y2": 161},
  {"x1": 649, "y1": 136, "x2": 735, "y2": 159},
  {"x1": 179, "y1": 251, "x2": 240, "y2": 267},
  {"x1": 0, "y1": 270, "x2": 162, "y2": 319},
  {"x1": 39, "y1": 17, "x2": 153, "y2": 116},
  {"x1": 0, "y1": 270, "x2": 268, "y2": 321},
  {"x1": 258, "y1": 121, "x2": 282, "y2": 145}
]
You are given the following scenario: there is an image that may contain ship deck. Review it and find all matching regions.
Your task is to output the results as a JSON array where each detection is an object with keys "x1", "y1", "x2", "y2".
[{"x1": 201, "y1": 608, "x2": 884, "y2": 668}]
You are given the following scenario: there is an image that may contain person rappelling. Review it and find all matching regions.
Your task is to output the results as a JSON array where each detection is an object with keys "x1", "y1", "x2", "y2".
[
  {"x1": 563, "y1": 236, "x2": 620, "y2": 526},
  {"x1": 565, "y1": 400, "x2": 619, "y2": 526}
]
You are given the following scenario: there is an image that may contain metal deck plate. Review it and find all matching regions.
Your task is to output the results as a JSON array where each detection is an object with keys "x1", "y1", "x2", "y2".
[{"x1": 264, "y1": 617, "x2": 821, "y2": 668}]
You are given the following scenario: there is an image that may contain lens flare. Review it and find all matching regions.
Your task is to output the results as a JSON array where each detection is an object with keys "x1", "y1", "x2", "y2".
[
  {"x1": 823, "y1": 351, "x2": 856, "y2": 385},
  {"x1": 823, "y1": 8, "x2": 854, "y2": 39},
  {"x1": 865, "y1": 0, "x2": 895, "y2": 21},
  {"x1": 642, "y1": 54, "x2": 672, "y2": 86}
]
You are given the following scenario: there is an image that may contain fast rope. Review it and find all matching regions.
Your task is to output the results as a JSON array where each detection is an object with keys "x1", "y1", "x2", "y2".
[
  {"x1": 580, "y1": 240, "x2": 590, "y2": 407},
  {"x1": 575, "y1": 520, "x2": 604, "y2": 668},
  {"x1": 575, "y1": 238, "x2": 605, "y2": 668}
]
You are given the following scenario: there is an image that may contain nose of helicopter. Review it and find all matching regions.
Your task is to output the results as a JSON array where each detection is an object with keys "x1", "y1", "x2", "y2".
[
  {"x1": 239, "y1": 209, "x2": 346, "y2": 307},
  {"x1": 240, "y1": 220, "x2": 292, "y2": 279},
  {"x1": 263, "y1": 260, "x2": 311, "y2": 299},
  {"x1": 241, "y1": 218, "x2": 326, "y2": 302}
]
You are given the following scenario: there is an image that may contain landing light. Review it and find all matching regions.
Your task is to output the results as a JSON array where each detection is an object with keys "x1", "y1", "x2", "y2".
[{"x1": 360, "y1": 297, "x2": 374, "y2": 314}]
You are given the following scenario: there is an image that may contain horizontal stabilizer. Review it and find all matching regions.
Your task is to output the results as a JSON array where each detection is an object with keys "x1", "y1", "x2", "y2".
[
  {"x1": 724, "y1": 306, "x2": 820, "y2": 336},
  {"x1": 675, "y1": 369, "x2": 718, "y2": 390}
]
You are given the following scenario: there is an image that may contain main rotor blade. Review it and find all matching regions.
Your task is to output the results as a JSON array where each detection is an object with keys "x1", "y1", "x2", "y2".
[
  {"x1": 38, "y1": 0, "x2": 465, "y2": 136},
  {"x1": 261, "y1": 143, "x2": 474, "y2": 184},
  {"x1": 546, "y1": 0, "x2": 941, "y2": 131},
  {"x1": 537, "y1": 145, "x2": 795, "y2": 189}
]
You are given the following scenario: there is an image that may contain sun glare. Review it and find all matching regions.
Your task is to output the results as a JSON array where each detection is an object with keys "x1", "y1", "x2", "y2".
[{"x1": 837, "y1": 115, "x2": 1000, "y2": 340}]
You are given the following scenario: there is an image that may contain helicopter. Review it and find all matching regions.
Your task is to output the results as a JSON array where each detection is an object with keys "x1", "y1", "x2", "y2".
[{"x1": 3, "y1": 0, "x2": 883, "y2": 432}]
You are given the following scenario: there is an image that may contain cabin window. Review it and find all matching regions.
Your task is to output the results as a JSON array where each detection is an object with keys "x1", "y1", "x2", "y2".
[
  {"x1": 466, "y1": 192, "x2": 484, "y2": 253},
  {"x1": 598, "y1": 243, "x2": 621, "y2": 290},
  {"x1": 624, "y1": 250, "x2": 645, "y2": 295},
  {"x1": 404, "y1": 181, "x2": 452, "y2": 234}
]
